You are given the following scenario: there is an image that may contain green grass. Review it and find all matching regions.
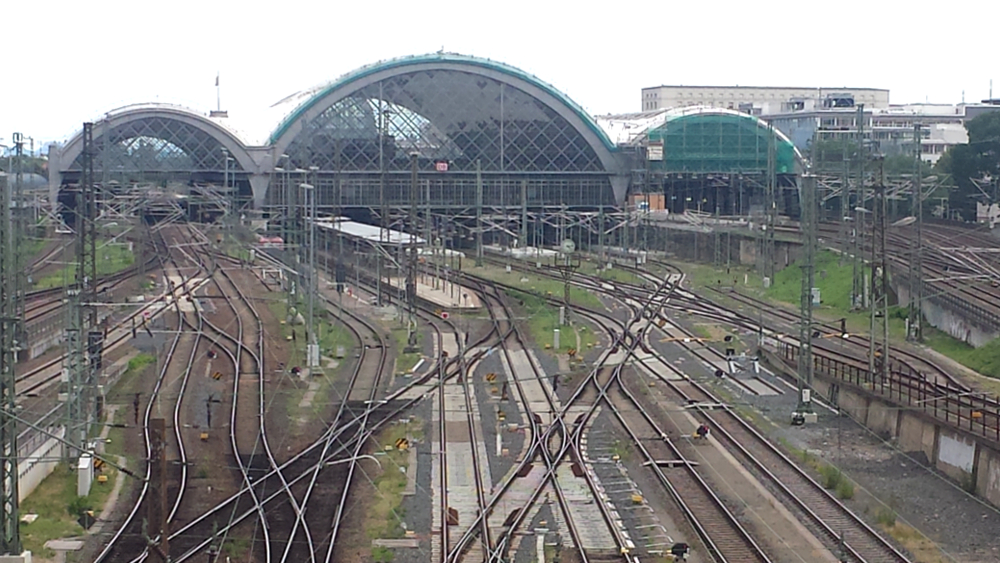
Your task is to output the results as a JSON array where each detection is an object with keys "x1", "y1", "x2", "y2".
[
  {"x1": 23, "y1": 235, "x2": 48, "y2": 263},
  {"x1": 458, "y1": 263, "x2": 606, "y2": 354},
  {"x1": 577, "y1": 261, "x2": 644, "y2": 285},
  {"x1": 505, "y1": 289, "x2": 597, "y2": 355},
  {"x1": 392, "y1": 327, "x2": 422, "y2": 373},
  {"x1": 20, "y1": 459, "x2": 119, "y2": 558},
  {"x1": 365, "y1": 419, "x2": 424, "y2": 558},
  {"x1": 127, "y1": 353, "x2": 155, "y2": 373},
  {"x1": 924, "y1": 330, "x2": 1000, "y2": 378},
  {"x1": 224, "y1": 234, "x2": 253, "y2": 263},
  {"x1": 268, "y1": 298, "x2": 357, "y2": 364},
  {"x1": 461, "y1": 263, "x2": 604, "y2": 310},
  {"x1": 876, "y1": 507, "x2": 897, "y2": 526},
  {"x1": 223, "y1": 536, "x2": 251, "y2": 559},
  {"x1": 34, "y1": 239, "x2": 135, "y2": 289},
  {"x1": 757, "y1": 249, "x2": 1000, "y2": 378}
]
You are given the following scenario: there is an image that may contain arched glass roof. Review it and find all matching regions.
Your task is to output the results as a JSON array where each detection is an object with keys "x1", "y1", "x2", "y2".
[
  {"x1": 270, "y1": 54, "x2": 619, "y2": 175},
  {"x1": 597, "y1": 107, "x2": 804, "y2": 174},
  {"x1": 268, "y1": 53, "x2": 615, "y2": 152}
]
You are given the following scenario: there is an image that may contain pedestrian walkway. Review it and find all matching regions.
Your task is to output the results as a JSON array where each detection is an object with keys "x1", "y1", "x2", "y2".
[{"x1": 89, "y1": 406, "x2": 125, "y2": 537}]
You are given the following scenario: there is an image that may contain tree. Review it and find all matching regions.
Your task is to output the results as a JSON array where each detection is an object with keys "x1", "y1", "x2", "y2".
[
  {"x1": 0, "y1": 154, "x2": 47, "y2": 178},
  {"x1": 938, "y1": 110, "x2": 1000, "y2": 220}
]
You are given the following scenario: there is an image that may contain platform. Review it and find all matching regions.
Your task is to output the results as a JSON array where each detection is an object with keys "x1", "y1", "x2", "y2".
[{"x1": 387, "y1": 277, "x2": 481, "y2": 309}]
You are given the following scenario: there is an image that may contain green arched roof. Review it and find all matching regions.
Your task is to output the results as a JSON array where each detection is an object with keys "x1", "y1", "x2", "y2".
[
  {"x1": 647, "y1": 107, "x2": 802, "y2": 174},
  {"x1": 267, "y1": 53, "x2": 616, "y2": 151}
]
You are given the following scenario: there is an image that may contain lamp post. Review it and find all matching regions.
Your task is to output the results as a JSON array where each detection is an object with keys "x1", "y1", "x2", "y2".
[
  {"x1": 222, "y1": 147, "x2": 230, "y2": 224},
  {"x1": 300, "y1": 181, "x2": 319, "y2": 368}
]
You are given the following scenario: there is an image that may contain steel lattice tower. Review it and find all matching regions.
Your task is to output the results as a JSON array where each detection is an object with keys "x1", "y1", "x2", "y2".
[
  {"x1": 11, "y1": 134, "x2": 27, "y2": 355},
  {"x1": 65, "y1": 122, "x2": 99, "y2": 456},
  {"x1": 907, "y1": 124, "x2": 924, "y2": 342},
  {"x1": 851, "y1": 105, "x2": 866, "y2": 309},
  {"x1": 796, "y1": 174, "x2": 817, "y2": 416},
  {"x1": 869, "y1": 159, "x2": 889, "y2": 383},
  {"x1": 406, "y1": 153, "x2": 419, "y2": 348},
  {"x1": 0, "y1": 148, "x2": 22, "y2": 555},
  {"x1": 762, "y1": 124, "x2": 777, "y2": 283}
]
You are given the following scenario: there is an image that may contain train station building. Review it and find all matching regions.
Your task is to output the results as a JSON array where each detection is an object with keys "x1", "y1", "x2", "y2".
[{"x1": 48, "y1": 52, "x2": 808, "y2": 222}]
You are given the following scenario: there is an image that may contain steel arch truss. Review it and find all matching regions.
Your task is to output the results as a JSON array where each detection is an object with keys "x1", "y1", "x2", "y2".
[
  {"x1": 277, "y1": 67, "x2": 616, "y2": 208},
  {"x1": 284, "y1": 74, "x2": 604, "y2": 173},
  {"x1": 68, "y1": 117, "x2": 246, "y2": 174}
]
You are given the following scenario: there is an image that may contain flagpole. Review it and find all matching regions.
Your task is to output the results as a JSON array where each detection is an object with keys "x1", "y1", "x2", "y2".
[{"x1": 216, "y1": 72, "x2": 221, "y2": 112}]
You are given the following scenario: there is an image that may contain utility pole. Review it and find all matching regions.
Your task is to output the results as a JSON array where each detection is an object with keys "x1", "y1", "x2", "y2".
[
  {"x1": 11, "y1": 134, "x2": 27, "y2": 351},
  {"x1": 598, "y1": 204, "x2": 605, "y2": 265},
  {"x1": 377, "y1": 96, "x2": 388, "y2": 307},
  {"x1": 869, "y1": 157, "x2": 889, "y2": 383},
  {"x1": 839, "y1": 128, "x2": 851, "y2": 265},
  {"x1": 520, "y1": 180, "x2": 528, "y2": 249},
  {"x1": 0, "y1": 145, "x2": 21, "y2": 554},
  {"x1": 286, "y1": 162, "x2": 298, "y2": 318},
  {"x1": 794, "y1": 174, "x2": 817, "y2": 423},
  {"x1": 713, "y1": 185, "x2": 721, "y2": 267},
  {"x1": 763, "y1": 123, "x2": 777, "y2": 283},
  {"x1": 851, "y1": 104, "x2": 866, "y2": 309},
  {"x1": 304, "y1": 172, "x2": 319, "y2": 368},
  {"x1": 65, "y1": 123, "x2": 99, "y2": 458},
  {"x1": 147, "y1": 418, "x2": 169, "y2": 562},
  {"x1": 406, "y1": 153, "x2": 419, "y2": 349},
  {"x1": 475, "y1": 159, "x2": 483, "y2": 266},
  {"x1": 907, "y1": 124, "x2": 924, "y2": 342}
]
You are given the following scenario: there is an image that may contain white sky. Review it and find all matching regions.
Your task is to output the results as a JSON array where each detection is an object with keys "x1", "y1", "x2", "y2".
[{"x1": 3, "y1": 0, "x2": 995, "y2": 147}]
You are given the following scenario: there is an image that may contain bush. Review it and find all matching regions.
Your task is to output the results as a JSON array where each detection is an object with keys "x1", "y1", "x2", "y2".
[
  {"x1": 836, "y1": 478, "x2": 855, "y2": 500},
  {"x1": 820, "y1": 464, "x2": 843, "y2": 490},
  {"x1": 67, "y1": 496, "x2": 92, "y2": 518},
  {"x1": 876, "y1": 507, "x2": 897, "y2": 527}
]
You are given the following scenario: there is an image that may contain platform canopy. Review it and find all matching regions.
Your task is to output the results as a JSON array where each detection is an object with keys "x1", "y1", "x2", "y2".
[{"x1": 314, "y1": 216, "x2": 424, "y2": 246}]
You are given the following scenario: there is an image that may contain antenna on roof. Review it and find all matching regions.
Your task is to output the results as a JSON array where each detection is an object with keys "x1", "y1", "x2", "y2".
[{"x1": 210, "y1": 71, "x2": 228, "y2": 118}]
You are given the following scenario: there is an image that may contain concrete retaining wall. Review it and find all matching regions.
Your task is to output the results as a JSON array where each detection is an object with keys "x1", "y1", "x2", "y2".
[
  {"x1": 18, "y1": 427, "x2": 65, "y2": 504},
  {"x1": 895, "y1": 282, "x2": 998, "y2": 348},
  {"x1": 648, "y1": 221, "x2": 999, "y2": 348},
  {"x1": 761, "y1": 347, "x2": 1000, "y2": 509}
]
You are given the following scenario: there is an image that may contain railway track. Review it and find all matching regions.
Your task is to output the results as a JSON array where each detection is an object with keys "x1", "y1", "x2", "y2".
[
  {"x1": 443, "y1": 268, "x2": 681, "y2": 562},
  {"x1": 87, "y1": 223, "x2": 926, "y2": 562},
  {"x1": 462, "y1": 254, "x2": 916, "y2": 562},
  {"x1": 486, "y1": 251, "x2": 1000, "y2": 443},
  {"x1": 585, "y1": 260, "x2": 913, "y2": 562},
  {"x1": 95, "y1": 227, "x2": 206, "y2": 562}
]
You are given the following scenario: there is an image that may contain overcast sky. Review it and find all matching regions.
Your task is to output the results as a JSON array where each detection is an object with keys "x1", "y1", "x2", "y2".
[{"x1": 3, "y1": 0, "x2": 994, "y2": 148}]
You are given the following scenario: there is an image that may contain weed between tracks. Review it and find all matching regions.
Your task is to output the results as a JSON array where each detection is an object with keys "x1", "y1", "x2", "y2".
[
  {"x1": 575, "y1": 261, "x2": 644, "y2": 285},
  {"x1": 34, "y1": 238, "x2": 135, "y2": 290},
  {"x1": 364, "y1": 419, "x2": 424, "y2": 561},
  {"x1": 392, "y1": 327, "x2": 422, "y2": 374}
]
